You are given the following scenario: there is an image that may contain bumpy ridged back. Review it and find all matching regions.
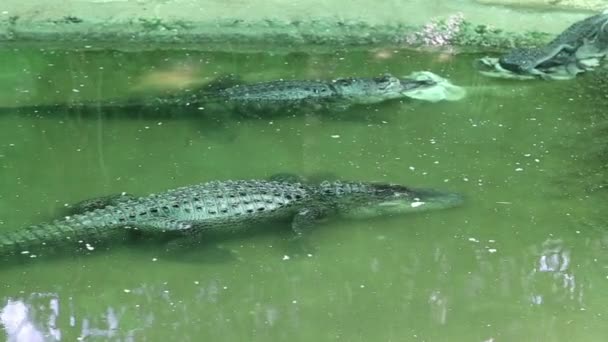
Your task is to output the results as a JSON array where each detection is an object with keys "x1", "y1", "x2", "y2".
[
  {"x1": 221, "y1": 81, "x2": 336, "y2": 102},
  {"x1": 0, "y1": 180, "x2": 314, "y2": 257},
  {"x1": 125, "y1": 180, "x2": 313, "y2": 226}
]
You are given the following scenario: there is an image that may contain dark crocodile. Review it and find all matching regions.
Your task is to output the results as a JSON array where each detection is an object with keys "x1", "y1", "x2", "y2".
[
  {"x1": 0, "y1": 179, "x2": 463, "y2": 258},
  {"x1": 477, "y1": 12, "x2": 608, "y2": 80},
  {"x1": 4, "y1": 72, "x2": 462, "y2": 118},
  {"x1": 133, "y1": 73, "x2": 436, "y2": 116}
]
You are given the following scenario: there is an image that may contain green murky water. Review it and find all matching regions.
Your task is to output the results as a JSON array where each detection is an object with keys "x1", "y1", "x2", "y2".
[{"x1": 0, "y1": 46, "x2": 606, "y2": 341}]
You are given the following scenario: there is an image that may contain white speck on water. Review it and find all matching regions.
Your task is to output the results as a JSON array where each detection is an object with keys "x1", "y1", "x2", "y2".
[
  {"x1": 515, "y1": 168, "x2": 524, "y2": 171},
  {"x1": 534, "y1": 159, "x2": 540, "y2": 163},
  {"x1": 468, "y1": 237, "x2": 479, "y2": 243},
  {"x1": 488, "y1": 248, "x2": 497, "y2": 253},
  {"x1": 85, "y1": 243, "x2": 94, "y2": 251},
  {"x1": 123, "y1": 289, "x2": 131, "y2": 293},
  {"x1": 20, "y1": 251, "x2": 30, "y2": 255},
  {"x1": 410, "y1": 201, "x2": 425, "y2": 208},
  {"x1": 307, "y1": 254, "x2": 313, "y2": 257},
  {"x1": 282, "y1": 255, "x2": 290, "y2": 261},
  {"x1": 524, "y1": 154, "x2": 531, "y2": 157},
  {"x1": 2, "y1": 11, "x2": 9, "y2": 15},
  {"x1": 152, "y1": 258, "x2": 158, "y2": 262},
  {"x1": 157, "y1": 122, "x2": 163, "y2": 126},
  {"x1": 223, "y1": 286, "x2": 228, "y2": 290},
  {"x1": 463, "y1": 177, "x2": 469, "y2": 182},
  {"x1": 409, "y1": 166, "x2": 415, "y2": 171},
  {"x1": 488, "y1": 239, "x2": 496, "y2": 243},
  {"x1": 360, "y1": 284, "x2": 365, "y2": 288},
  {"x1": 72, "y1": 89, "x2": 80, "y2": 93},
  {"x1": 194, "y1": 281, "x2": 199, "y2": 285},
  {"x1": 292, "y1": 300, "x2": 298, "y2": 304},
  {"x1": 330, "y1": 135, "x2": 340, "y2": 138}
]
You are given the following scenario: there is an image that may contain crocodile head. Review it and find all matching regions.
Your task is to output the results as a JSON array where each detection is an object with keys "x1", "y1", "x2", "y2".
[
  {"x1": 338, "y1": 183, "x2": 464, "y2": 219},
  {"x1": 331, "y1": 74, "x2": 437, "y2": 104},
  {"x1": 477, "y1": 13, "x2": 608, "y2": 80}
]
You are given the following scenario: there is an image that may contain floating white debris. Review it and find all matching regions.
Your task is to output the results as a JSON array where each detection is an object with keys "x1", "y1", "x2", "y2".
[
  {"x1": 515, "y1": 168, "x2": 523, "y2": 172},
  {"x1": 307, "y1": 254, "x2": 313, "y2": 257},
  {"x1": 292, "y1": 300, "x2": 297, "y2": 304},
  {"x1": 330, "y1": 135, "x2": 340, "y2": 138},
  {"x1": 488, "y1": 248, "x2": 497, "y2": 253},
  {"x1": 20, "y1": 251, "x2": 30, "y2": 255},
  {"x1": 85, "y1": 244, "x2": 94, "y2": 251},
  {"x1": 409, "y1": 166, "x2": 415, "y2": 171},
  {"x1": 410, "y1": 201, "x2": 425, "y2": 208},
  {"x1": 468, "y1": 237, "x2": 479, "y2": 243},
  {"x1": 282, "y1": 255, "x2": 290, "y2": 261},
  {"x1": 123, "y1": 289, "x2": 131, "y2": 293}
]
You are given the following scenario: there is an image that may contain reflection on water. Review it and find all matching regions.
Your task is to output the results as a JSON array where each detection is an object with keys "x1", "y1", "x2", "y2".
[
  {"x1": 1, "y1": 294, "x2": 129, "y2": 341},
  {"x1": 1, "y1": 299, "x2": 44, "y2": 342}
]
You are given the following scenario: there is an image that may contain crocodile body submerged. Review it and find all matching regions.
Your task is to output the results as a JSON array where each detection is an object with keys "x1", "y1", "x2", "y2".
[
  {"x1": 140, "y1": 73, "x2": 439, "y2": 116},
  {"x1": 5, "y1": 72, "x2": 465, "y2": 117},
  {"x1": 0, "y1": 179, "x2": 463, "y2": 258}
]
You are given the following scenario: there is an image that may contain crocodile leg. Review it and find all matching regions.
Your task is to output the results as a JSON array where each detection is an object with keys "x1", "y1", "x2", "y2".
[{"x1": 291, "y1": 207, "x2": 327, "y2": 236}]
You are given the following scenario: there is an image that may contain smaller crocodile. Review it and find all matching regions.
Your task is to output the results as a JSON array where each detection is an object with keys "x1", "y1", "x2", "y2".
[
  {"x1": 122, "y1": 72, "x2": 464, "y2": 117},
  {"x1": 476, "y1": 12, "x2": 608, "y2": 80},
  {"x1": 3, "y1": 72, "x2": 465, "y2": 117},
  {"x1": 0, "y1": 178, "x2": 463, "y2": 260}
]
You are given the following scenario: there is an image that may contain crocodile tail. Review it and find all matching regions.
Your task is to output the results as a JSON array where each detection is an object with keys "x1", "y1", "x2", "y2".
[{"x1": 0, "y1": 220, "x2": 119, "y2": 258}]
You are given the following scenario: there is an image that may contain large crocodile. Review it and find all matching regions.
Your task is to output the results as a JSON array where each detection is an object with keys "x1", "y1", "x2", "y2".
[
  {"x1": 476, "y1": 12, "x2": 608, "y2": 80},
  {"x1": 0, "y1": 178, "x2": 463, "y2": 259}
]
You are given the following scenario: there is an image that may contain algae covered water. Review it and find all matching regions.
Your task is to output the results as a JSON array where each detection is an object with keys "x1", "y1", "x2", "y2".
[{"x1": 0, "y1": 46, "x2": 606, "y2": 341}]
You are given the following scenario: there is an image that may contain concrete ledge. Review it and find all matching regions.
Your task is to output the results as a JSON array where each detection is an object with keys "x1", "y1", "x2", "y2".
[{"x1": 0, "y1": 0, "x2": 600, "y2": 51}]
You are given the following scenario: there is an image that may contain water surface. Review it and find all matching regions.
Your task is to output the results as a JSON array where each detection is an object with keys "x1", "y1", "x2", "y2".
[{"x1": 0, "y1": 46, "x2": 606, "y2": 341}]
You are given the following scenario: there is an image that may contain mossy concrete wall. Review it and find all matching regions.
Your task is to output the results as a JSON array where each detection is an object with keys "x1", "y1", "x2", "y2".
[{"x1": 0, "y1": 0, "x2": 603, "y2": 51}]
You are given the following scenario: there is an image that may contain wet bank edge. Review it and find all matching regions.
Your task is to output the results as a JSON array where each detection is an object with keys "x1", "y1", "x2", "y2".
[{"x1": 0, "y1": 0, "x2": 598, "y2": 52}]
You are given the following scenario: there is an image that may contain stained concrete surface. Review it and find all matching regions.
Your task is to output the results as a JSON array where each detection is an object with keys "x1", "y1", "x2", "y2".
[{"x1": 0, "y1": 0, "x2": 603, "y2": 50}]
